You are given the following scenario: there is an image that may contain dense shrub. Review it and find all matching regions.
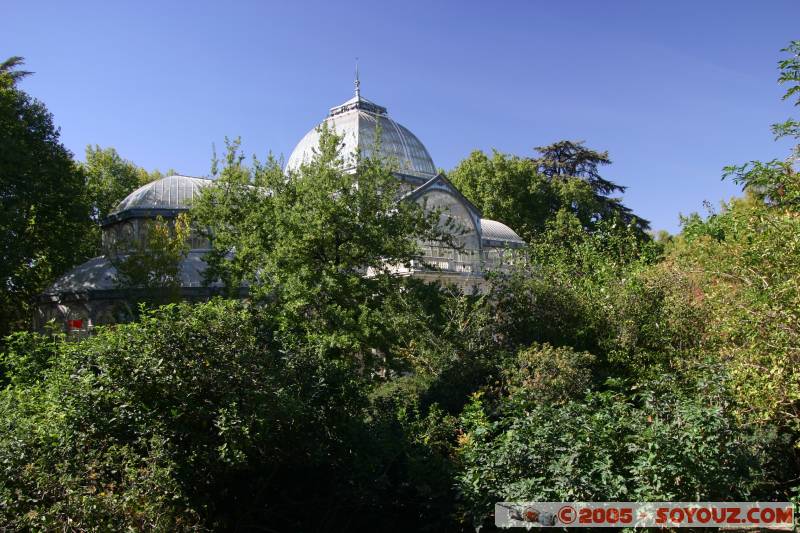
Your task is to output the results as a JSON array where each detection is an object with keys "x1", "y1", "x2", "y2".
[
  {"x1": 0, "y1": 300, "x2": 372, "y2": 530},
  {"x1": 456, "y1": 349, "x2": 775, "y2": 527}
]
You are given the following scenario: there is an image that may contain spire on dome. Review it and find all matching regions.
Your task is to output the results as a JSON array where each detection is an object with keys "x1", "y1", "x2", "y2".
[
  {"x1": 328, "y1": 62, "x2": 388, "y2": 117},
  {"x1": 354, "y1": 58, "x2": 360, "y2": 98},
  {"x1": 287, "y1": 81, "x2": 437, "y2": 178}
]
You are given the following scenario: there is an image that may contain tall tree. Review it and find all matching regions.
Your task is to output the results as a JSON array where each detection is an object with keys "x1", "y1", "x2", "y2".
[
  {"x1": 723, "y1": 40, "x2": 799, "y2": 208},
  {"x1": 82, "y1": 145, "x2": 161, "y2": 223},
  {"x1": 193, "y1": 128, "x2": 445, "y2": 360},
  {"x1": 533, "y1": 140, "x2": 648, "y2": 231},
  {"x1": 0, "y1": 56, "x2": 32, "y2": 84},
  {"x1": 449, "y1": 141, "x2": 650, "y2": 242},
  {"x1": 679, "y1": 40, "x2": 800, "y2": 431},
  {"x1": 0, "y1": 57, "x2": 92, "y2": 335},
  {"x1": 81, "y1": 145, "x2": 164, "y2": 257},
  {"x1": 108, "y1": 213, "x2": 191, "y2": 308}
]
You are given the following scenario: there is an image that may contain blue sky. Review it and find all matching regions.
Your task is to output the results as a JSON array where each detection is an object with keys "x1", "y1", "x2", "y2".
[{"x1": 4, "y1": 0, "x2": 799, "y2": 233}]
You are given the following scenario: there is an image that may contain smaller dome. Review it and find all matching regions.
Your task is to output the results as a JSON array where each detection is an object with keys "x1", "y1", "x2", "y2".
[
  {"x1": 42, "y1": 251, "x2": 218, "y2": 296},
  {"x1": 111, "y1": 175, "x2": 212, "y2": 215},
  {"x1": 481, "y1": 219, "x2": 526, "y2": 247}
]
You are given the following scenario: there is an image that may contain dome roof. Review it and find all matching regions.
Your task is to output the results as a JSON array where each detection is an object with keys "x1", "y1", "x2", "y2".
[
  {"x1": 111, "y1": 175, "x2": 212, "y2": 216},
  {"x1": 42, "y1": 251, "x2": 219, "y2": 296},
  {"x1": 285, "y1": 92, "x2": 437, "y2": 179},
  {"x1": 480, "y1": 219, "x2": 526, "y2": 247}
]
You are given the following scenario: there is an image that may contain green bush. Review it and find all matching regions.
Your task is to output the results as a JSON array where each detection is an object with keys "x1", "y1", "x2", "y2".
[
  {"x1": 456, "y1": 352, "x2": 774, "y2": 528},
  {"x1": 0, "y1": 299, "x2": 371, "y2": 530}
]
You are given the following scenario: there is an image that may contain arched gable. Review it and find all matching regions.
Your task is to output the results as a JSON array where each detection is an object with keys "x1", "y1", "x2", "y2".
[{"x1": 405, "y1": 174, "x2": 483, "y2": 250}]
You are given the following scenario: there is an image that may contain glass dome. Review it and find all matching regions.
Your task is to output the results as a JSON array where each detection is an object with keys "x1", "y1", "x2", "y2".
[
  {"x1": 111, "y1": 175, "x2": 212, "y2": 215},
  {"x1": 285, "y1": 93, "x2": 437, "y2": 179}
]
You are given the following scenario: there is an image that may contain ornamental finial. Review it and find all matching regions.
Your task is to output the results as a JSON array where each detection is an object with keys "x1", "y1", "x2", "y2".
[{"x1": 354, "y1": 57, "x2": 360, "y2": 98}]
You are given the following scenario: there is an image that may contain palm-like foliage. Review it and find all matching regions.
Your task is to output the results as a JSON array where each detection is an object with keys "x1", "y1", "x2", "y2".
[{"x1": 0, "y1": 56, "x2": 32, "y2": 85}]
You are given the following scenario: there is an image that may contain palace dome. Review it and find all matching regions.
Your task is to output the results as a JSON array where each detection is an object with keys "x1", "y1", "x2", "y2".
[
  {"x1": 110, "y1": 175, "x2": 213, "y2": 217},
  {"x1": 285, "y1": 91, "x2": 437, "y2": 179},
  {"x1": 480, "y1": 219, "x2": 525, "y2": 246}
]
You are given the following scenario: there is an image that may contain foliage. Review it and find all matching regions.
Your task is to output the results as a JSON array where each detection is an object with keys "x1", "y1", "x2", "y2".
[
  {"x1": 0, "y1": 300, "x2": 374, "y2": 530},
  {"x1": 773, "y1": 40, "x2": 800, "y2": 148},
  {"x1": 456, "y1": 355, "x2": 774, "y2": 527},
  {"x1": 109, "y1": 214, "x2": 191, "y2": 306},
  {"x1": 0, "y1": 328, "x2": 62, "y2": 387},
  {"x1": 676, "y1": 196, "x2": 800, "y2": 429},
  {"x1": 486, "y1": 214, "x2": 700, "y2": 383},
  {"x1": 193, "y1": 128, "x2": 446, "y2": 360},
  {"x1": 534, "y1": 140, "x2": 648, "y2": 231},
  {"x1": 0, "y1": 56, "x2": 32, "y2": 85},
  {"x1": 448, "y1": 140, "x2": 649, "y2": 242},
  {"x1": 501, "y1": 343, "x2": 595, "y2": 405},
  {"x1": 0, "y1": 56, "x2": 93, "y2": 337},
  {"x1": 82, "y1": 145, "x2": 163, "y2": 223},
  {"x1": 722, "y1": 159, "x2": 799, "y2": 209},
  {"x1": 190, "y1": 137, "x2": 273, "y2": 296},
  {"x1": 723, "y1": 41, "x2": 799, "y2": 207},
  {"x1": 677, "y1": 41, "x2": 800, "y2": 431},
  {"x1": 363, "y1": 378, "x2": 463, "y2": 531},
  {"x1": 79, "y1": 146, "x2": 170, "y2": 260},
  {"x1": 3, "y1": 42, "x2": 800, "y2": 532}
]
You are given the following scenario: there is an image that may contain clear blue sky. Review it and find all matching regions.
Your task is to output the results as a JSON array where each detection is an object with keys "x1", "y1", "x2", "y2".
[{"x1": 5, "y1": 0, "x2": 799, "y2": 233}]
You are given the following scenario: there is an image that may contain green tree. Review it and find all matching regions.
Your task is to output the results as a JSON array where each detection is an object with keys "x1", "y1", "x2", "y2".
[
  {"x1": 676, "y1": 196, "x2": 800, "y2": 430},
  {"x1": 109, "y1": 213, "x2": 191, "y2": 308},
  {"x1": 80, "y1": 146, "x2": 166, "y2": 257},
  {"x1": 674, "y1": 41, "x2": 800, "y2": 431},
  {"x1": 448, "y1": 150, "x2": 547, "y2": 241},
  {"x1": 534, "y1": 140, "x2": 649, "y2": 232},
  {"x1": 486, "y1": 214, "x2": 680, "y2": 378},
  {"x1": 448, "y1": 141, "x2": 649, "y2": 242},
  {"x1": 0, "y1": 56, "x2": 32, "y2": 84},
  {"x1": 82, "y1": 145, "x2": 162, "y2": 223},
  {"x1": 773, "y1": 40, "x2": 800, "y2": 152},
  {"x1": 722, "y1": 40, "x2": 799, "y2": 209},
  {"x1": 0, "y1": 56, "x2": 92, "y2": 336},
  {"x1": 193, "y1": 127, "x2": 446, "y2": 360}
]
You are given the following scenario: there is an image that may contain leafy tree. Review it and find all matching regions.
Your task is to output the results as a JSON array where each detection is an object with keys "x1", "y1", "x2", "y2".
[
  {"x1": 534, "y1": 140, "x2": 649, "y2": 232},
  {"x1": 82, "y1": 145, "x2": 162, "y2": 223},
  {"x1": 193, "y1": 127, "x2": 446, "y2": 360},
  {"x1": 485, "y1": 214, "x2": 688, "y2": 380},
  {"x1": 676, "y1": 196, "x2": 800, "y2": 430},
  {"x1": 80, "y1": 146, "x2": 167, "y2": 257},
  {"x1": 723, "y1": 41, "x2": 799, "y2": 208},
  {"x1": 0, "y1": 299, "x2": 477, "y2": 530},
  {"x1": 109, "y1": 213, "x2": 191, "y2": 306},
  {"x1": 674, "y1": 41, "x2": 800, "y2": 432},
  {"x1": 773, "y1": 40, "x2": 800, "y2": 150},
  {"x1": 190, "y1": 137, "x2": 267, "y2": 296},
  {"x1": 503, "y1": 342, "x2": 595, "y2": 405},
  {"x1": 384, "y1": 284, "x2": 501, "y2": 415},
  {"x1": 0, "y1": 327, "x2": 62, "y2": 387},
  {"x1": 0, "y1": 56, "x2": 32, "y2": 84},
  {"x1": 0, "y1": 56, "x2": 92, "y2": 336},
  {"x1": 448, "y1": 141, "x2": 649, "y2": 242}
]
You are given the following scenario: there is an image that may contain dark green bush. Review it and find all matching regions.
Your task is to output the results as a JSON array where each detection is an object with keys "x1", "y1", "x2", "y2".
[
  {"x1": 0, "y1": 300, "x2": 372, "y2": 530},
  {"x1": 456, "y1": 351, "x2": 775, "y2": 528}
]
